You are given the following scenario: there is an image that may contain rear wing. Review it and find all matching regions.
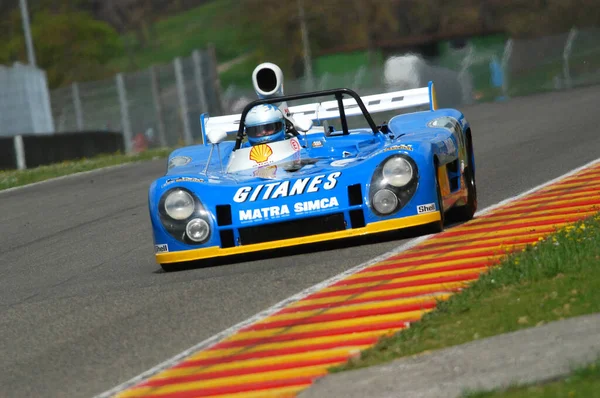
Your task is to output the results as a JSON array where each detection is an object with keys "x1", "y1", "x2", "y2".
[{"x1": 200, "y1": 81, "x2": 439, "y2": 146}]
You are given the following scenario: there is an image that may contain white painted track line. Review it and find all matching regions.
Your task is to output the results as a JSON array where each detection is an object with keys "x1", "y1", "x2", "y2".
[{"x1": 0, "y1": 161, "x2": 154, "y2": 196}]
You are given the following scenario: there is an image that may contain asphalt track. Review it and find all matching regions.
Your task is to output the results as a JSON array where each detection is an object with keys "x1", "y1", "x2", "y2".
[{"x1": 1, "y1": 85, "x2": 599, "y2": 398}]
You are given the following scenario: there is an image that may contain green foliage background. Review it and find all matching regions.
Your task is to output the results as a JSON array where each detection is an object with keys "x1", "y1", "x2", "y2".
[
  {"x1": 0, "y1": 5, "x2": 122, "y2": 88},
  {"x1": 1, "y1": 0, "x2": 600, "y2": 90}
]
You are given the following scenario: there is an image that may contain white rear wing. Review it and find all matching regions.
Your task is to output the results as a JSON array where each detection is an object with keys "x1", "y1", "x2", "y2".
[{"x1": 201, "y1": 81, "x2": 439, "y2": 145}]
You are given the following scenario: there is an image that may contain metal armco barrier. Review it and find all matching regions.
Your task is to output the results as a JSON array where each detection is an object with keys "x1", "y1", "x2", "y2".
[{"x1": 0, "y1": 132, "x2": 124, "y2": 170}]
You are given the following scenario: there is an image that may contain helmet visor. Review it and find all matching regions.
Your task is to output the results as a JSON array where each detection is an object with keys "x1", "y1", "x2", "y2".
[{"x1": 246, "y1": 122, "x2": 284, "y2": 139}]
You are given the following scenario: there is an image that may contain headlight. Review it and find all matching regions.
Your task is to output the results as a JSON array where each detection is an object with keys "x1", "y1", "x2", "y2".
[
  {"x1": 382, "y1": 157, "x2": 413, "y2": 187},
  {"x1": 369, "y1": 155, "x2": 418, "y2": 216},
  {"x1": 372, "y1": 189, "x2": 398, "y2": 215},
  {"x1": 186, "y1": 218, "x2": 210, "y2": 242},
  {"x1": 164, "y1": 189, "x2": 195, "y2": 220},
  {"x1": 158, "y1": 188, "x2": 212, "y2": 245}
]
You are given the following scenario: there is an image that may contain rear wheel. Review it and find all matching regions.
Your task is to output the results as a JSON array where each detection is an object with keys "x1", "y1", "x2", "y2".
[{"x1": 448, "y1": 155, "x2": 477, "y2": 223}]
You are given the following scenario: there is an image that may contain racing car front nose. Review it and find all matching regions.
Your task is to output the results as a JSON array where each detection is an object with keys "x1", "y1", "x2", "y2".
[{"x1": 213, "y1": 181, "x2": 367, "y2": 248}]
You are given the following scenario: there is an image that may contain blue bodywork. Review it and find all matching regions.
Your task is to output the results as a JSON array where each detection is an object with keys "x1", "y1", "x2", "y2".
[{"x1": 148, "y1": 88, "x2": 475, "y2": 267}]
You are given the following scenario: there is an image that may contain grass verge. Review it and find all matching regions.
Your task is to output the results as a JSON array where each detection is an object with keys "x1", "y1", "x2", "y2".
[
  {"x1": 0, "y1": 148, "x2": 171, "y2": 192},
  {"x1": 463, "y1": 358, "x2": 600, "y2": 397},
  {"x1": 333, "y1": 212, "x2": 600, "y2": 372}
]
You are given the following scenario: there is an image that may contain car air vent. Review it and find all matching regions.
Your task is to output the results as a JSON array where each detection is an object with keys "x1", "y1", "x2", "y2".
[
  {"x1": 238, "y1": 213, "x2": 346, "y2": 245},
  {"x1": 348, "y1": 184, "x2": 363, "y2": 206},
  {"x1": 216, "y1": 205, "x2": 232, "y2": 226},
  {"x1": 219, "y1": 229, "x2": 235, "y2": 248},
  {"x1": 349, "y1": 209, "x2": 366, "y2": 229}
]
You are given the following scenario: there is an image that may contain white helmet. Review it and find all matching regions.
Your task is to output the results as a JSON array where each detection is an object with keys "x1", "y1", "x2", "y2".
[{"x1": 245, "y1": 104, "x2": 286, "y2": 146}]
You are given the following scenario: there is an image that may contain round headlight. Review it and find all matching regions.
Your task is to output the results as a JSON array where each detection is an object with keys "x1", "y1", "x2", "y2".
[
  {"x1": 186, "y1": 218, "x2": 210, "y2": 242},
  {"x1": 382, "y1": 157, "x2": 413, "y2": 187},
  {"x1": 164, "y1": 189, "x2": 195, "y2": 220},
  {"x1": 373, "y1": 189, "x2": 398, "y2": 215}
]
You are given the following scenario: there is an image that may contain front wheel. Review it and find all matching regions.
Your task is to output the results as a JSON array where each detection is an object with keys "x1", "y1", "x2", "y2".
[
  {"x1": 448, "y1": 163, "x2": 477, "y2": 223},
  {"x1": 160, "y1": 262, "x2": 185, "y2": 272}
]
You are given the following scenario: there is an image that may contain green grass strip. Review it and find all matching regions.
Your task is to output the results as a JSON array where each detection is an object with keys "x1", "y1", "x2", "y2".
[
  {"x1": 334, "y1": 212, "x2": 600, "y2": 372},
  {"x1": 0, "y1": 148, "x2": 171, "y2": 191},
  {"x1": 463, "y1": 358, "x2": 600, "y2": 397}
]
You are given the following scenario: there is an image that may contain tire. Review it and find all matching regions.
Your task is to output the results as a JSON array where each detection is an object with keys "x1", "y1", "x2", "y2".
[
  {"x1": 160, "y1": 262, "x2": 182, "y2": 272},
  {"x1": 448, "y1": 159, "x2": 477, "y2": 223}
]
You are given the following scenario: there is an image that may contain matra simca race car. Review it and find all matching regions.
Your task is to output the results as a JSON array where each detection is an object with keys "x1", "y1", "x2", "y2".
[{"x1": 148, "y1": 63, "x2": 477, "y2": 271}]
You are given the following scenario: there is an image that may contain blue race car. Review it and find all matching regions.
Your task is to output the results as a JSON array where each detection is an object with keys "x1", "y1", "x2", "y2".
[{"x1": 148, "y1": 63, "x2": 477, "y2": 271}]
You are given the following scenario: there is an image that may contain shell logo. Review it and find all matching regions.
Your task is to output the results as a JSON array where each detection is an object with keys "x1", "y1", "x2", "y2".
[{"x1": 249, "y1": 144, "x2": 273, "y2": 164}]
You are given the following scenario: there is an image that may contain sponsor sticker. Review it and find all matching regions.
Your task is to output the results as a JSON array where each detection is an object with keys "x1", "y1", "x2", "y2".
[
  {"x1": 233, "y1": 172, "x2": 341, "y2": 203},
  {"x1": 238, "y1": 197, "x2": 340, "y2": 223},
  {"x1": 168, "y1": 156, "x2": 192, "y2": 169},
  {"x1": 290, "y1": 138, "x2": 301, "y2": 152},
  {"x1": 385, "y1": 144, "x2": 413, "y2": 152},
  {"x1": 161, "y1": 176, "x2": 204, "y2": 188},
  {"x1": 249, "y1": 144, "x2": 273, "y2": 164},
  {"x1": 417, "y1": 203, "x2": 436, "y2": 214},
  {"x1": 311, "y1": 140, "x2": 324, "y2": 148},
  {"x1": 155, "y1": 244, "x2": 169, "y2": 253}
]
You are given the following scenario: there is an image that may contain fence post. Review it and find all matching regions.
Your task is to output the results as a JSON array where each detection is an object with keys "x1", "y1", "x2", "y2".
[
  {"x1": 352, "y1": 66, "x2": 366, "y2": 90},
  {"x1": 207, "y1": 43, "x2": 224, "y2": 115},
  {"x1": 500, "y1": 39, "x2": 513, "y2": 99},
  {"x1": 563, "y1": 27, "x2": 579, "y2": 89},
  {"x1": 41, "y1": 69, "x2": 55, "y2": 133},
  {"x1": 192, "y1": 49, "x2": 208, "y2": 115},
  {"x1": 13, "y1": 135, "x2": 26, "y2": 170},
  {"x1": 150, "y1": 66, "x2": 167, "y2": 147},
  {"x1": 174, "y1": 57, "x2": 193, "y2": 145},
  {"x1": 319, "y1": 73, "x2": 330, "y2": 91},
  {"x1": 458, "y1": 45, "x2": 475, "y2": 104},
  {"x1": 116, "y1": 73, "x2": 133, "y2": 153},
  {"x1": 71, "y1": 82, "x2": 84, "y2": 131}
]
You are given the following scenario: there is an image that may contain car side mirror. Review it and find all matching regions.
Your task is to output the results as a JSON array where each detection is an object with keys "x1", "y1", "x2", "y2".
[
  {"x1": 206, "y1": 129, "x2": 227, "y2": 144},
  {"x1": 294, "y1": 114, "x2": 314, "y2": 132}
]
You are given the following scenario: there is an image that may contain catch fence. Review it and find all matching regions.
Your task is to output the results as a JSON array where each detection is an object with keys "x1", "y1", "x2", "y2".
[
  {"x1": 46, "y1": 27, "x2": 600, "y2": 153},
  {"x1": 49, "y1": 46, "x2": 222, "y2": 152},
  {"x1": 221, "y1": 27, "x2": 600, "y2": 114}
]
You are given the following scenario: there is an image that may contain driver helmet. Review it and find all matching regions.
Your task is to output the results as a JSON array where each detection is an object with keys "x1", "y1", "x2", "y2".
[{"x1": 245, "y1": 104, "x2": 286, "y2": 146}]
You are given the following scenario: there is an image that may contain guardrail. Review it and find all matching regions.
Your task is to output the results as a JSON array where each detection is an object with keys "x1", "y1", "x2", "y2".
[{"x1": 1, "y1": 132, "x2": 124, "y2": 170}]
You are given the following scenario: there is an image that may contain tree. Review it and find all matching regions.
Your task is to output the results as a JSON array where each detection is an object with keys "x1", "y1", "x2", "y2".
[
  {"x1": 238, "y1": 0, "x2": 399, "y2": 77},
  {"x1": 1, "y1": 9, "x2": 123, "y2": 87}
]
